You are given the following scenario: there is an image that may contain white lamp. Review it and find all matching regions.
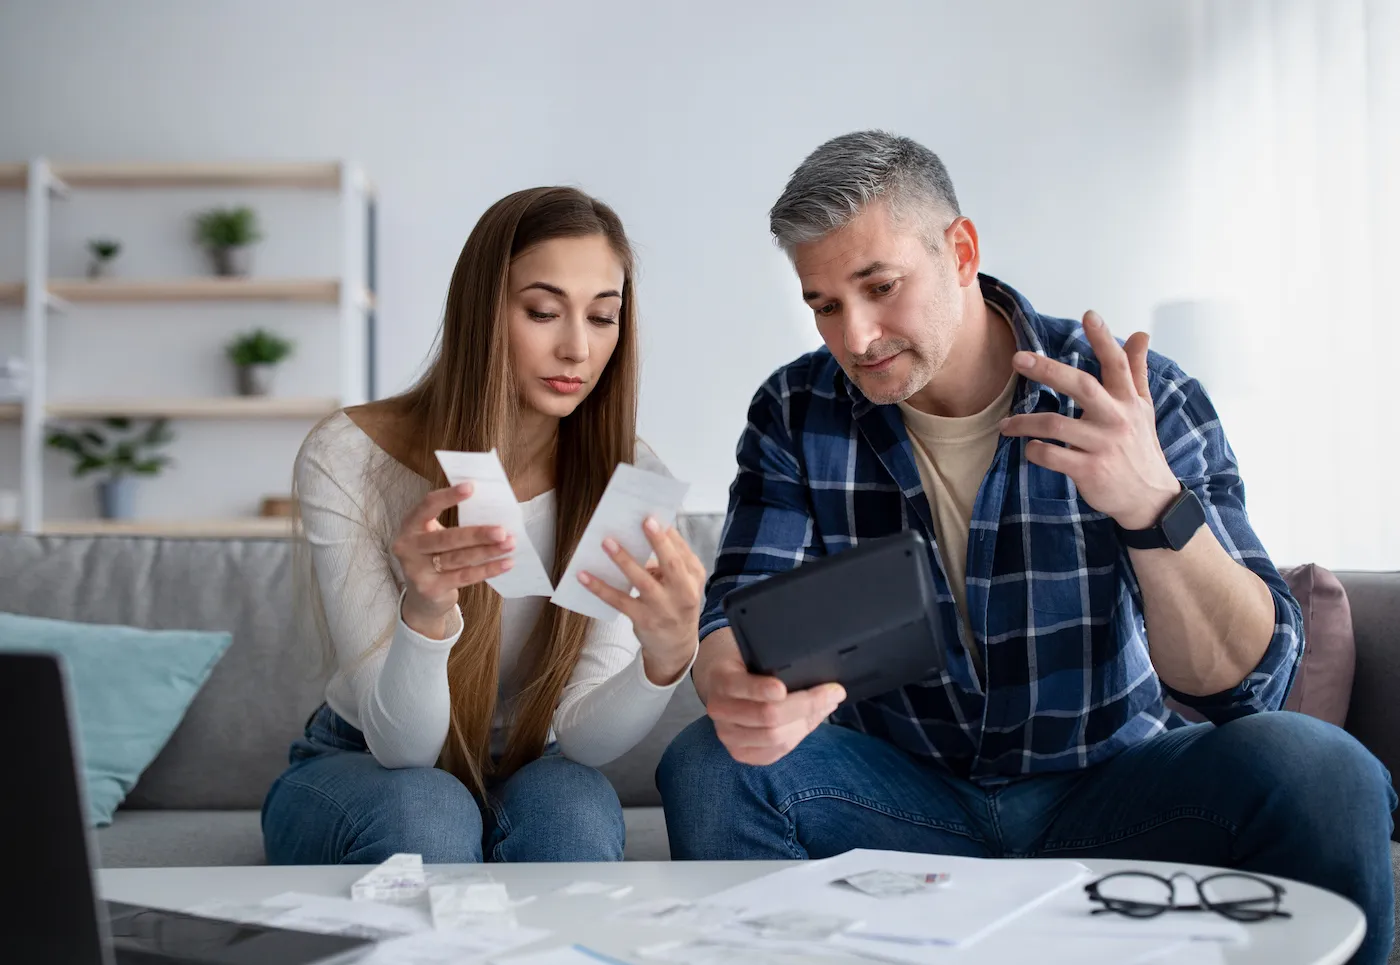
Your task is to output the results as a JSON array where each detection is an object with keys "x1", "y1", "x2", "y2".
[{"x1": 1148, "y1": 299, "x2": 1254, "y2": 398}]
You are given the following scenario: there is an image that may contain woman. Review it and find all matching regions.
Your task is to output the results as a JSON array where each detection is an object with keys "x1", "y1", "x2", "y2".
[{"x1": 262, "y1": 187, "x2": 706, "y2": 865}]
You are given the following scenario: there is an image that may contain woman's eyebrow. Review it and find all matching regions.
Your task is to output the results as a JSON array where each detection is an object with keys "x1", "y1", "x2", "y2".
[
  {"x1": 520, "y1": 281, "x2": 567, "y2": 296},
  {"x1": 519, "y1": 282, "x2": 621, "y2": 301}
]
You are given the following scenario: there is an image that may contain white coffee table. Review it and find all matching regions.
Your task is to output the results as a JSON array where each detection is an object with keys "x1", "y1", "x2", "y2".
[{"x1": 99, "y1": 858, "x2": 1365, "y2": 965}]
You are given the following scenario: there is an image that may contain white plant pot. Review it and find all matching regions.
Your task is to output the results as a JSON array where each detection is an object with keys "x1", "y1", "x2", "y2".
[
  {"x1": 98, "y1": 476, "x2": 138, "y2": 520},
  {"x1": 210, "y1": 245, "x2": 254, "y2": 277},
  {"x1": 237, "y1": 363, "x2": 276, "y2": 397}
]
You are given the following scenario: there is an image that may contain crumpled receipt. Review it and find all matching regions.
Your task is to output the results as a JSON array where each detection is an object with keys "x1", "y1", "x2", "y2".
[
  {"x1": 351, "y1": 853, "x2": 427, "y2": 904},
  {"x1": 429, "y1": 882, "x2": 519, "y2": 930}
]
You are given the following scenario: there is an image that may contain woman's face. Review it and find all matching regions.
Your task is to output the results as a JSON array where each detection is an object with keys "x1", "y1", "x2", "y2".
[{"x1": 507, "y1": 234, "x2": 625, "y2": 420}]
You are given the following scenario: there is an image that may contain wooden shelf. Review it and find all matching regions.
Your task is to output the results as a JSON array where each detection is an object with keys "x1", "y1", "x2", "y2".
[
  {"x1": 0, "y1": 162, "x2": 344, "y2": 191},
  {"x1": 0, "y1": 278, "x2": 362, "y2": 305},
  {"x1": 41, "y1": 516, "x2": 295, "y2": 538},
  {"x1": 0, "y1": 403, "x2": 19, "y2": 421},
  {"x1": 46, "y1": 397, "x2": 339, "y2": 420},
  {"x1": 49, "y1": 277, "x2": 341, "y2": 303}
]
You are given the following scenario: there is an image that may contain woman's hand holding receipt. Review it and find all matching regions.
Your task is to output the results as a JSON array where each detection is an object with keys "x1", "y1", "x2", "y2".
[
  {"x1": 579, "y1": 518, "x2": 707, "y2": 686},
  {"x1": 391, "y1": 481, "x2": 517, "y2": 639}
]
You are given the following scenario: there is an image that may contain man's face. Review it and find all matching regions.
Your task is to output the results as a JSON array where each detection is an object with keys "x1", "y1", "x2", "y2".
[{"x1": 793, "y1": 202, "x2": 965, "y2": 405}]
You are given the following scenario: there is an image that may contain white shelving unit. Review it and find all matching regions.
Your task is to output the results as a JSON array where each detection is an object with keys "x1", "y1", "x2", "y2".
[{"x1": 0, "y1": 159, "x2": 376, "y2": 537}]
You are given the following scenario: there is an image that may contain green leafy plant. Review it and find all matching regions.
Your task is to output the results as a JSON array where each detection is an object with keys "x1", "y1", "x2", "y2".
[
  {"x1": 46, "y1": 417, "x2": 174, "y2": 479},
  {"x1": 195, "y1": 206, "x2": 262, "y2": 249},
  {"x1": 87, "y1": 238, "x2": 121, "y2": 261},
  {"x1": 226, "y1": 327, "x2": 294, "y2": 367}
]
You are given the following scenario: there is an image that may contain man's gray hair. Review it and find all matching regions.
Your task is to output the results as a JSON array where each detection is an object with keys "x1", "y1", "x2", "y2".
[{"x1": 769, "y1": 130, "x2": 961, "y2": 253}]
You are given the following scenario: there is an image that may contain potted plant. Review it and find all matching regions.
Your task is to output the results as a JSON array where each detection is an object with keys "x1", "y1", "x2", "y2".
[
  {"x1": 86, "y1": 238, "x2": 121, "y2": 279},
  {"x1": 194, "y1": 206, "x2": 262, "y2": 276},
  {"x1": 46, "y1": 418, "x2": 174, "y2": 520},
  {"x1": 227, "y1": 327, "x2": 294, "y2": 396}
]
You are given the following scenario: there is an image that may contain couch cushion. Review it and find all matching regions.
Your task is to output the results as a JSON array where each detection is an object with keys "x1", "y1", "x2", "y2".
[
  {"x1": 0, "y1": 612, "x2": 230, "y2": 826},
  {"x1": 95, "y1": 806, "x2": 671, "y2": 868},
  {"x1": 0, "y1": 534, "x2": 327, "y2": 810},
  {"x1": 1280, "y1": 563, "x2": 1355, "y2": 727},
  {"x1": 97, "y1": 810, "x2": 267, "y2": 868},
  {"x1": 600, "y1": 679, "x2": 705, "y2": 807},
  {"x1": 623, "y1": 806, "x2": 670, "y2": 862}
]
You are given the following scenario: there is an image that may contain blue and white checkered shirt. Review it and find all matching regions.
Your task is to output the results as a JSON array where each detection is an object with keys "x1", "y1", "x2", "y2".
[{"x1": 700, "y1": 274, "x2": 1303, "y2": 783}]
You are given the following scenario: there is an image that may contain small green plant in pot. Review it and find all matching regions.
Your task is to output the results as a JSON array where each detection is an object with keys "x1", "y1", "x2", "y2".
[
  {"x1": 47, "y1": 418, "x2": 174, "y2": 520},
  {"x1": 86, "y1": 238, "x2": 121, "y2": 279},
  {"x1": 227, "y1": 327, "x2": 294, "y2": 396},
  {"x1": 195, "y1": 206, "x2": 262, "y2": 276}
]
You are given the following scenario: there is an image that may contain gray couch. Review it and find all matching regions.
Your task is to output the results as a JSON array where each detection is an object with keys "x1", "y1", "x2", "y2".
[
  {"x1": 1, "y1": 526, "x2": 1398, "y2": 941},
  {"x1": 0, "y1": 517, "x2": 722, "y2": 867}
]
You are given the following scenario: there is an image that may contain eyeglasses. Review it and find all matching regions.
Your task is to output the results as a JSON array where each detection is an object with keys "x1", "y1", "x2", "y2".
[{"x1": 1085, "y1": 871, "x2": 1291, "y2": 922}]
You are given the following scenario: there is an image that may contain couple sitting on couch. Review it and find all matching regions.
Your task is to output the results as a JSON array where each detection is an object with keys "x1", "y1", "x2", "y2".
[{"x1": 261, "y1": 131, "x2": 1397, "y2": 965}]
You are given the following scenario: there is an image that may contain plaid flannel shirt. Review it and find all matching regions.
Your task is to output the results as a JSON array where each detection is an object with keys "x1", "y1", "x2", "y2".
[{"x1": 700, "y1": 274, "x2": 1303, "y2": 783}]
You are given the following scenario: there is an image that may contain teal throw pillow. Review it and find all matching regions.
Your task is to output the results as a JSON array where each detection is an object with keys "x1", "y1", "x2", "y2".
[{"x1": 0, "y1": 611, "x2": 231, "y2": 827}]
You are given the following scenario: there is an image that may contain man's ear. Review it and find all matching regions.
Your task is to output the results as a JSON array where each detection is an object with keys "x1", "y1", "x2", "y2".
[{"x1": 945, "y1": 216, "x2": 981, "y2": 286}]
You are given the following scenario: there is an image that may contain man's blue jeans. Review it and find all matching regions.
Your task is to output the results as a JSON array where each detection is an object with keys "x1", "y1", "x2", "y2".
[
  {"x1": 658, "y1": 711, "x2": 1396, "y2": 965},
  {"x1": 262, "y1": 705, "x2": 625, "y2": 864}
]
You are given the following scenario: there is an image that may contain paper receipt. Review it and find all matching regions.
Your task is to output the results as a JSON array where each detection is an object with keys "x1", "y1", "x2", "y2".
[{"x1": 434, "y1": 449, "x2": 555, "y2": 598}]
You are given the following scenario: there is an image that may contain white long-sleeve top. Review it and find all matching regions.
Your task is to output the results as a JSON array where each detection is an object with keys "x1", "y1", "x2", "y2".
[{"x1": 298, "y1": 412, "x2": 692, "y2": 770}]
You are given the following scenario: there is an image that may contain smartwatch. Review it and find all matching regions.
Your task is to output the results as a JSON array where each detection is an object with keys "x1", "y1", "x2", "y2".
[{"x1": 1116, "y1": 485, "x2": 1206, "y2": 551}]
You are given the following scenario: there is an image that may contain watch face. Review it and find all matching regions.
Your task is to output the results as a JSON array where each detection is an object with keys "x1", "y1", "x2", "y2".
[{"x1": 1162, "y1": 489, "x2": 1207, "y2": 550}]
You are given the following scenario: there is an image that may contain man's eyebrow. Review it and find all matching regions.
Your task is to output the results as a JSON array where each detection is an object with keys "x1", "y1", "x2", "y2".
[
  {"x1": 852, "y1": 260, "x2": 895, "y2": 279},
  {"x1": 803, "y1": 261, "x2": 898, "y2": 302}
]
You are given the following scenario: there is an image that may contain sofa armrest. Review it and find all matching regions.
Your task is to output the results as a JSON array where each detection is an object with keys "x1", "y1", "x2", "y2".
[{"x1": 1336, "y1": 572, "x2": 1400, "y2": 800}]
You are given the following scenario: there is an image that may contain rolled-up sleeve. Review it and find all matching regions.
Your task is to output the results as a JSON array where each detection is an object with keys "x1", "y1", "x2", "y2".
[
  {"x1": 699, "y1": 371, "x2": 823, "y2": 643},
  {"x1": 1148, "y1": 362, "x2": 1304, "y2": 720}
]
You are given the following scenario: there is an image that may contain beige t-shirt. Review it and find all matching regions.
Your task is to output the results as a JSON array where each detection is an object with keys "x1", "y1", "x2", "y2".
[{"x1": 898, "y1": 372, "x2": 1018, "y2": 672}]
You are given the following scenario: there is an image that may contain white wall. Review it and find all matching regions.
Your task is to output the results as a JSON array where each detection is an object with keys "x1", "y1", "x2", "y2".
[{"x1": 0, "y1": 0, "x2": 1196, "y2": 515}]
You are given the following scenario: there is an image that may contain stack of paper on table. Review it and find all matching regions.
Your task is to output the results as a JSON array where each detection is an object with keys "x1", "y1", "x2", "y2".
[
  {"x1": 623, "y1": 849, "x2": 1246, "y2": 965},
  {"x1": 695, "y1": 849, "x2": 1091, "y2": 948}
]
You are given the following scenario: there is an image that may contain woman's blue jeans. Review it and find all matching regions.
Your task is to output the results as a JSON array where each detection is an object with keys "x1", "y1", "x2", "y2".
[{"x1": 262, "y1": 705, "x2": 624, "y2": 864}]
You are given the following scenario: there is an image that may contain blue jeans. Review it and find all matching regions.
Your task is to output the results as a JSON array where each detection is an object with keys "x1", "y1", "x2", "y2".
[
  {"x1": 262, "y1": 705, "x2": 625, "y2": 864},
  {"x1": 658, "y1": 711, "x2": 1397, "y2": 965}
]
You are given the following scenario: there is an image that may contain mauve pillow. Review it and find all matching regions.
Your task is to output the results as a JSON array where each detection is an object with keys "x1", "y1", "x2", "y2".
[
  {"x1": 1278, "y1": 563, "x2": 1355, "y2": 726},
  {"x1": 1165, "y1": 563, "x2": 1355, "y2": 726}
]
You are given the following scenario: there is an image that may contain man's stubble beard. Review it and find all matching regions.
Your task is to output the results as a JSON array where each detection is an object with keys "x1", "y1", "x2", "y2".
[{"x1": 849, "y1": 320, "x2": 954, "y2": 406}]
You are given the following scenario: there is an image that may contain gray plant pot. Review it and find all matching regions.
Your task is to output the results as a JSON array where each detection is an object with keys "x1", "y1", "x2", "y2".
[
  {"x1": 87, "y1": 259, "x2": 114, "y2": 279},
  {"x1": 210, "y1": 245, "x2": 253, "y2": 277},
  {"x1": 237, "y1": 363, "x2": 276, "y2": 397},
  {"x1": 98, "y1": 475, "x2": 138, "y2": 520}
]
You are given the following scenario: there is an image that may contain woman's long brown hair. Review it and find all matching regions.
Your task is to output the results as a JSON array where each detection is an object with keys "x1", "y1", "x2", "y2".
[{"x1": 323, "y1": 187, "x2": 638, "y2": 797}]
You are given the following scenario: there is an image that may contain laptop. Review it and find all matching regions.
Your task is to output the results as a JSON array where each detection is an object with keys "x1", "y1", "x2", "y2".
[{"x1": 1, "y1": 650, "x2": 372, "y2": 965}]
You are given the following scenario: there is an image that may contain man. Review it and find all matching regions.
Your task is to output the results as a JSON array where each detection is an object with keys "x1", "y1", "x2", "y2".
[{"x1": 658, "y1": 131, "x2": 1396, "y2": 964}]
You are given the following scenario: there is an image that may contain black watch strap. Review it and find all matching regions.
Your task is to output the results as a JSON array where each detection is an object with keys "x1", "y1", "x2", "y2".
[{"x1": 1116, "y1": 486, "x2": 1206, "y2": 551}]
